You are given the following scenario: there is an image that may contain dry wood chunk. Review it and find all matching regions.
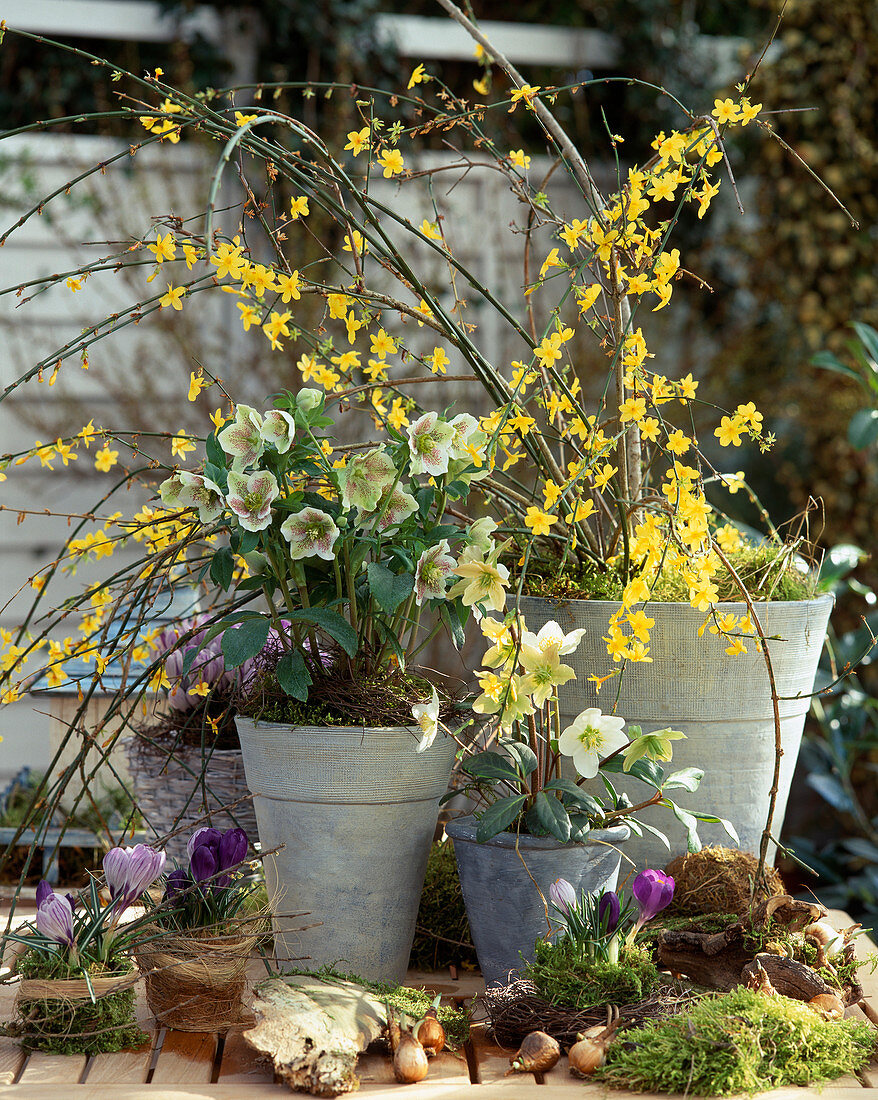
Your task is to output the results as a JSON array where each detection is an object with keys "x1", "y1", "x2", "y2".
[{"x1": 244, "y1": 976, "x2": 386, "y2": 1097}]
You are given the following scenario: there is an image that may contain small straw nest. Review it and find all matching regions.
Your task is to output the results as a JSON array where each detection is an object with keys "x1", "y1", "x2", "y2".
[
  {"x1": 665, "y1": 847, "x2": 785, "y2": 916},
  {"x1": 480, "y1": 979, "x2": 701, "y2": 1048},
  {"x1": 134, "y1": 930, "x2": 259, "y2": 1032},
  {"x1": 15, "y1": 972, "x2": 137, "y2": 1006}
]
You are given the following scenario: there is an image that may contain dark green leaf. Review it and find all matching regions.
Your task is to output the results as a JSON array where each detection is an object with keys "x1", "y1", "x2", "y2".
[
  {"x1": 475, "y1": 795, "x2": 528, "y2": 842},
  {"x1": 602, "y1": 755, "x2": 664, "y2": 788},
  {"x1": 543, "y1": 778, "x2": 603, "y2": 815},
  {"x1": 210, "y1": 547, "x2": 235, "y2": 591},
  {"x1": 238, "y1": 529, "x2": 259, "y2": 555},
  {"x1": 686, "y1": 809, "x2": 739, "y2": 845},
  {"x1": 367, "y1": 562, "x2": 414, "y2": 615},
  {"x1": 848, "y1": 409, "x2": 878, "y2": 450},
  {"x1": 533, "y1": 791, "x2": 572, "y2": 842},
  {"x1": 288, "y1": 608, "x2": 358, "y2": 658},
  {"x1": 275, "y1": 650, "x2": 312, "y2": 701},
  {"x1": 807, "y1": 772, "x2": 855, "y2": 814},
  {"x1": 809, "y1": 350, "x2": 864, "y2": 387},
  {"x1": 441, "y1": 603, "x2": 466, "y2": 650},
  {"x1": 668, "y1": 801, "x2": 702, "y2": 853},
  {"x1": 662, "y1": 767, "x2": 704, "y2": 793},
  {"x1": 445, "y1": 480, "x2": 470, "y2": 501},
  {"x1": 502, "y1": 741, "x2": 538, "y2": 776},
  {"x1": 568, "y1": 814, "x2": 592, "y2": 842},
  {"x1": 463, "y1": 751, "x2": 522, "y2": 784},
  {"x1": 221, "y1": 616, "x2": 270, "y2": 669},
  {"x1": 205, "y1": 431, "x2": 225, "y2": 466},
  {"x1": 851, "y1": 322, "x2": 878, "y2": 373}
]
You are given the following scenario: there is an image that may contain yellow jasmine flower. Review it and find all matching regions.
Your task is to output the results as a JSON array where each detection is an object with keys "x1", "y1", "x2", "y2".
[
  {"x1": 524, "y1": 507, "x2": 557, "y2": 537},
  {"x1": 473, "y1": 77, "x2": 489, "y2": 96},
  {"x1": 377, "y1": 148, "x2": 405, "y2": 178},
  {"x1": 509, "y1": 84, "x2": 541, "y2": 111},
  {"x1": 94, "y1": 445, "x2": 119, "y2": 472},
  {"x1": 276, "y1": 270, "x2": 302, "y2": 303},
  {"x1": 237, "y1": 302, "x2": 259, "y2": 331},
  {"x1": 344, "y1": 127, "x2": 371, "y2": 156},
  {"x1": 370, "y1": 328, "x2": 398, "y2": 359},
  {"x1": 576, "y1": 283, "x2": 602, "y2": 314},
  {"x1": 666, "y1": 429, "x2": 691, "y2": 455},
  {"x1": 619, "y1": 396, "x2": 646, "y2": 424},
  {"x1": 714, "y1": 415, "x2": 746, "y2": 447},
  {"x1": 508, "y1": 149, "x2": 531, "y2": 170},
  {"x1": 640, "y1": 417, "x2": 660, "y2": 442},
  {"x1": 234, "y1": 111, "x2": 258, "y2": 126},
  {"x1": 78, "y1": 420, "x2": 98, "y2": 449},
  {"x1": 738, "y1": 98, "x2": 762, "y2": 126},
  {"x1": 712, "y1": 97, "x2": 742, "y2": 124},
  {"x1": 426, "y1": 347, "x2": 449, "y2": 375},
  {"x1": 171, "y1": 432, "x2": 196, "y2": 459},
  {"x1": 419, "y1": 219, "x2": 442, "y2": 240},
  {"x1": 148, "y1": 232, "x2": 177, "y2": 263},
  {"x1": 289, "y1": 195, "x2": 310, "y2": 219},
  {"x1": 342, "y1": 229, "x2": 368, "y2": 254},
  {"x1": 66, "y1": 277, "x2": 83, "y2": 292},
  {"x1": 209, "y1": 408, "x2": 225, "y2": 430},
  {"x1": 407, "y1": 63, "x2": 429, "y2": 90},
  {"x1": 160, "y1": 283, "x2": 187, "y2": 310}
]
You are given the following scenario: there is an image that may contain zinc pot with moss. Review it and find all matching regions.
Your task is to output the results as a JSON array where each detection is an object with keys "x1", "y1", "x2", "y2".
[{"x1": 513, "y1": 549, "x2": 832, "y2": 869}]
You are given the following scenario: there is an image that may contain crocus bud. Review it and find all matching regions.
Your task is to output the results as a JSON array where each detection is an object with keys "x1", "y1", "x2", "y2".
[
  {"x1": 36, "y1": 893, "x2": 75, "y2": 948},
  {"x1": 35, "y1": 880, "x2": 54, "y2": 908},
  {"x1": 103, "y1": 844, "x2": 166, "y2": 909},
  {"x1": 164, "y1": 868, "x2": 191, "y2": 901},
  {"x1": 598, "y1": 889, "x2": 621, "y2": 933},
  {"x1": 549, "y1": 877, "x2": 577, "y2": 917},
  {"x1": 187, "y1": 827, "x2": 222, "y2": 861},
  {"x1": 632, "y1": 868, "x2": 675, "y2": 923},
  {"x1": 218, "y1": 828, "x2": 248, "y2": 874},
  {"x1": 190, "y1": 843, "x2": 218, "y2": 885}
]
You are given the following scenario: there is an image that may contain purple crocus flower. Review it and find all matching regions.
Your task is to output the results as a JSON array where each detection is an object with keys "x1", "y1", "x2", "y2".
[
  {"x1": 632, "y1": 869, "x2": 675, "y2": 923},
  {"x1": 190, "y1": 843, "x2": 218, "y2": 885},
  {"x1": 103, "y1": 844, "x2": 167, "y2": 910},
  {"x1": 164, "y1": 868, "x2": 191, "y2": 901},
  {"x1": 187, "y1": 827, "x2": 222, "y2": 861},
  {"x1": 35, "y1": 880, "x2": 54, "y2": 908},
  {"x1": 549, "y1": 877, "x2": 577, "y2": 917},
  {"x1": 218, "y1": 828, "x2": 248, "y2": 874},
  {"x1": 598, "y1": 889, "x2": 621, "y2": 933},
  {"x1": 36, "y1": 891, "x2": 75, "y2": 949}
]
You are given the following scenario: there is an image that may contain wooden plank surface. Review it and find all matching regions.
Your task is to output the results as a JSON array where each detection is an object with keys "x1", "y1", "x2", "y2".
[
  {"x1": 148, "y1": 1031, "x2": 216, "y2": 1086},
  {"x1": 214, "y1": 1028, "x2": 275, "y2": 1085},
  {"x1": 84, "y1": 1048, "x2": 152, "y2": 1085},
  {"x1": 0, "y1": 1037, "x2": 26, "y2": 1085},
  {"x1": 15, "y1": 1052, "x2": 86, "y2": 1084}
]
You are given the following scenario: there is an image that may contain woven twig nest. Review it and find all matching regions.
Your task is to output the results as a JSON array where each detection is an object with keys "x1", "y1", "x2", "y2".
[
  {"x1": 480, "y1": 979, "x2": 701, "y2": 1048},
  {"x1": 665, "y1": 847, "x2": 784, "y2": 916},
  {"x1": 135, "y1": 931, "x2": 258, "y2": 1032}
]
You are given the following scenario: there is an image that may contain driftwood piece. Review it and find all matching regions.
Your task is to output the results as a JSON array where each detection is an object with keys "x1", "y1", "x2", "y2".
[
  {"x1": 741, "y1": 955, "x2": 835, "y2": 1001},
  {"x1": 244, "y1": 976, "x2": 387, "y2": 1097}
]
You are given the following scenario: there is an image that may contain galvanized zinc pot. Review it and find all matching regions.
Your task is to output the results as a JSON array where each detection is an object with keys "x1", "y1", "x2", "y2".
[
  {"x1": 514, "y1": 594, "x2": 833, "y2": 868},
  {"x1": 236, "y1": 718, "x2": 458, "y2": 983},
  {"x1": 444, "y1": 815, "x2": 629, "y2": 987}
]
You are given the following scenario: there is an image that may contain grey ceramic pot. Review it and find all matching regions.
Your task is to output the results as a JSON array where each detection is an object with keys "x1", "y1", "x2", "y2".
[
  {"x1": 514, "y1": 594, "x2": 833, "y2": 867},
  {"x1": 445, "y1": 815, "x2": 629, "y2": 987},
  {"x1": 237, "y1": 718, "x2": 458, "y2": 983}
]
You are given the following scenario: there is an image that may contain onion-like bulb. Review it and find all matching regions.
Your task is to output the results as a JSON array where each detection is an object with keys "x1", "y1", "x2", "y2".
[
  {"x1": 393, "y1": 1031, "x2": 429, "y2": 1083},
  {"x1": 808, "y1": 993, "x2": 845, "y2": 1019},
  {"x1": 568, "y1": 1036, "x2": 608, "y2": 1077},
  {"x1": 506, "y1": 1031, "x2": 560, "y2": 1074},
  {"x1": 413, "y1": 1011, "x2": 445, "y2": 1056}
]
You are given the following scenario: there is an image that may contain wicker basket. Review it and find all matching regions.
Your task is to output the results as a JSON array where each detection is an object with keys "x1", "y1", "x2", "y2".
[
  {"x1": 125, "y1": 736, "x2": 259, "y2": 864},
  {"x1": 134, "y1": 932, "x2": 257, "y2": 1031}
]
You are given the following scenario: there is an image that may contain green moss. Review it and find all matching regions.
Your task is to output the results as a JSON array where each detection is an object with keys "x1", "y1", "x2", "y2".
[
  {"x1": 599, "y1": 987, "x2": 876, "y2": 1096},
  {"x1": 518, "y1": 542, "x2": 818, "y2": 604},
  {"x1": 281, "y1": 966, "x2": 471, "y2": 1050},
  {"x1": 409, "y1": 839, "x2": 478, "y2": 972},
  {"x1": 8, "y1": 952, "x2": 147, "y2": 1056},
  {"x1": 525, "y1": 941, "x2": 659, "y2": 1009}
]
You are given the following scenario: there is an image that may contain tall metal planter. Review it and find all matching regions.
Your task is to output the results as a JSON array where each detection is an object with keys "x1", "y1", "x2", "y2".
[
  {"x1": 236, "y1": 718, "x2": 458, "y2": 983},
  {"x1": 445, "y1": 815, "x2": 629, "y2": 986},
  {"x1": 514, "y1": 595, "x2": 833, "y2": 868}
]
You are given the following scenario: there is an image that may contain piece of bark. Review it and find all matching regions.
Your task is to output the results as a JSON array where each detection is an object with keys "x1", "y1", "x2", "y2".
[
  {"x1": 751, "y1": 895, "x2": 825, "y2": 932},
  {"x1": 244, "y1": 976, "x2": 387, "y2": 1097},
  {"x1": 657, "y1": 927, "x2": 755, "y2": 992},
  {"x1": 741, "y1": 954, "x2": 836, "y2": 1001}
]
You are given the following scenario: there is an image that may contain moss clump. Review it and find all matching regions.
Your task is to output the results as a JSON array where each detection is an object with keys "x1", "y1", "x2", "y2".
[
  {"x1": 282, "y1": 967, "x2": 470, "y2": 1050},
  {"x1": 409, "y1": 839, "x2": 478, "y2": 972},
  {"x1": 665, "y1": 847, "x2": 785, "y2": 916},
  {"x1": 525, "y1": 941, "x2": 659, "y2": 1010},
  {"x1": 599, "y1": 987, "x2": 876, "y2": 1096},
  {"x1": 9, "y1": 953, "x2": 147, "y2": 1055},
  {"x1": 519, "y1": 542, "x2": 817, "y2": 604}
]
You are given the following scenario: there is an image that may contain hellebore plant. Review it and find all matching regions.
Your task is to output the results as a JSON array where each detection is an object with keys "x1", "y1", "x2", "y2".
[
  {"x1": 7, "y1": 845, "x2": 167, "y2": 984},
  {"x1": 449, "y1": 613, "x2": 737, "y2": 846},
  {"x1": 549, "y1": 869, "x2": 675, "y2": 965},
  {"x1": 160, "y1": 390, "x2": 495, "y2": 724}
]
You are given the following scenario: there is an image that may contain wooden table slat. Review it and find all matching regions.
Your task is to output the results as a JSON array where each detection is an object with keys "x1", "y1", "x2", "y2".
[
  {"x1": 0, "y1": 1035, "x2": 26, "y2": 1085},
  {"x1": 215, "y1": 1027, "x2": 275, "y2": 1084},
  {"x1": 149, "y1": 1030, "x2": 217, "y2": 1085},
  {"x1": 84, "y1": 1047, "x2": 153, "y2": 1085},
  {"x1": 16, "y1": 1052, "x2": 87, "y2": 1084}
]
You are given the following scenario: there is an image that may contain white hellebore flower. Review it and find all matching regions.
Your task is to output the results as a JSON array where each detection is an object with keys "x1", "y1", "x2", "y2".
[
  {"x1": 558, "y1": 708, "x2": 628, "y2": 780},
  {"x1": 412, "y1": 687, "x2": 440, "y2": 753},
  {"x1": 260, "y1": 409, "x2": 297, "y2": 454},
  {"x1": 225, "y1": 470, "x2": 280, "y2": 532},
  {"x1": 519, "y1": 643, "x2": 576, "y2": 707},
  {"x1": 448, "y1": 551, "x2": 510, "y2": 613},
  {"x1": 175, "y1": 471, "x2": 225, "y2": 523},
  {"x1": 370, "y1": 485, "x2": 419, "y2": 531},
  {"x1": 448, "y1": 413, "x2": 479, "y2": 459},
  {"x1": 407, "y1": 412, "x2": 455, "y2": 476},
  {"x1": 217, "y1": 404, "x2": 264, "y2": 467},
  {"x1": 414, "y1": 539, "x2": 456, "y2": 605},
  {"x1": 280, "y1": 507, "x2": 340, "y2": 561},
  {"x1": 520, "y1": 620, "x2": 587, "y2": 661},
  {"x1": 338, "y1": 447, "x2": 396, "y2": 512},
  {"x1": 464, "y1": 517, "x2": 499, "y2": 558}
]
